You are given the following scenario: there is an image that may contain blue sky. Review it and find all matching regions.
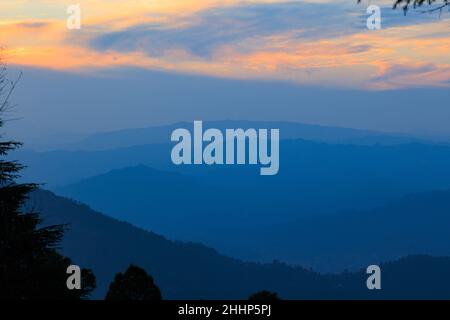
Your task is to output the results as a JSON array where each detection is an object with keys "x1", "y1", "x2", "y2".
[
  {"x1": 1, "y1": 0, "x2": 449, "y2": 146},
  {"x1": 5, "y1": 66, "x2": 450, "y2": 147}
]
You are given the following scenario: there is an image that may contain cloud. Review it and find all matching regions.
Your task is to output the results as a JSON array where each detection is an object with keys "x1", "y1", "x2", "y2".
[
  {"x1": 372, "y1": 63, "x2": 437, "y2": 81},
  {"x1": 2, "y1": 0, "x2": 450, "y2": 89},
  {"x1": 16, "y1": 22, "x2": 49, "y2": 29},
  {"x1": 0, "y1": 20, "x2": 65, "y2": 48},
  {"x1": 90, "y1": 1, "x2": 449, "y2": 59},
  {"x1": 90, "y1": 1, "x2": 361, "y2": 58},
  {"x1": 370, "y1": 63, "x2": 450, "y2": 89}
]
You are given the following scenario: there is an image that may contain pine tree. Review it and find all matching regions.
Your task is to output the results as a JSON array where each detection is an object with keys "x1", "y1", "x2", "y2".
[{"x1": 0, "y1": 61, "x2": 95, "y2": 299}]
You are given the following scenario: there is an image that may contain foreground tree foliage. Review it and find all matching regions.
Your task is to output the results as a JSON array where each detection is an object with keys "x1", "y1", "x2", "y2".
[
  {"x1": 359, "y1": 0, "x2": 449, "y2": 13},
  {"x1": 393, "y1": 0, "x2": 449, "y2": 12},
  {"x1": 0, "y1": 61, "x2": 95, "y2": 299},
  {"x1": 105, "y1": 265, "x2": 162, "y2": 300},
  {"x1": 248, "y1": 290, "x2": 280, "y2": 301}
]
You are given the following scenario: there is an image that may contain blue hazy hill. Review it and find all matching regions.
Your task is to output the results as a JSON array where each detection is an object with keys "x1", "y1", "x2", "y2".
[
  {"x1": 14, "y1": 127, "x2": 450, "y2": 272},
  {"x1": 66, "y1": 120, "x2": 427, "y2": 151},
  {"x1": 51, "y1": 166, "x2": 450, "y2": 271},
  {"x1": 47, "y1": 139, "x2": 450, "y2": 224},
  {"x1": 54, "y1": 162, "x2": 450, "y2": 271},
  {"x1": 16, "y1": 139, "x2": 450, "y2": 207},
  {"x1": 204, "y1": 189, "x2": 450, "y2": 272},
  {"x1": 32, "y1": 189, "x2": 450, "y2": 299}
]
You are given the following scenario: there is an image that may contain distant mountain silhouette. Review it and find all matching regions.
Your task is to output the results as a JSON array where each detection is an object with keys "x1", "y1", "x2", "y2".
[
  {"x1": 16, "y1": 133, "x2": 450, "y2": 275},
  {"x1": 30, "y1": 189, "x2": 450, "y2": 299},
  {"x1": 324, "y1": 255, "x2": 450, "y2": 300},
  {"x1": 54, "y1": 162, "x2": 450, "y2": 272},
  {"x1": 31, "y1": 189, "x2": 325, "y2": 299},
  {"x1": 65, "y1": 120, "x2": 427, "y2": 151},
  {"x1": 210, "y1": 189, "x2": 450, "y2": 272},
  {"x1": 17, "y1": 140, "x2": 450, "y2": 212},
  {"x1": 56, "y1": 165, "x2": 220, "y2": 230}
]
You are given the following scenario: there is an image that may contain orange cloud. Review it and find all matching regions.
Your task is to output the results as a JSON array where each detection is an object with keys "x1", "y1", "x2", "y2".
[
  {"x1": 207, "y1": 22, "x2": 450, "y2": 89},
  {"x1": 2, "y1": 1, "x2": 449, "y2": 89},
  {"x1": 4, "y1": 46, "x2": 167, "y2": 71},
  {"x1": 0, "y1": 20, "x2": 65, "y2": 47}
]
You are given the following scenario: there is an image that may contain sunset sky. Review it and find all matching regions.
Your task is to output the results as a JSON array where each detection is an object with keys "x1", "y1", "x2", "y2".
[
  {"x1": 1, "y1": 0, "x2": 449, "y2": 89},
  {"x1": 1, "y1": 1, "x2": 449, "y2": 145}
]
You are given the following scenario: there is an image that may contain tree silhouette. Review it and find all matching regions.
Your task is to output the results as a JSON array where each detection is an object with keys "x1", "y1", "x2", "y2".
[
  {"x1": 105, "y1": 265, "x2": 162, "y2": 300},
  {"x1": 0, "y1": 61, "x2": 95, "y2": 299},
  {"x1": 359, "y1": 0, "x2": 449, "y2": 14},
  {"x1": 393, "y1": 0, "x2": 449, "y2": 13},
  {"x1": 248, "y1": 290, "x2": 280, "y2": 301}
]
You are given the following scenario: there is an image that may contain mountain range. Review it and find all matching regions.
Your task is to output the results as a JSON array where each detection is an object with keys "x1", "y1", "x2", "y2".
[
  {"x1": 66, "y1": 120, "x2": 429, "y2": 151},
  {"x1": 53, "y1": 164, "x2": 450, "y2": 272},
  {"x1": 13, "y1": 120, "x2": 450, "y2": 274},
  {"x1": 31, "y1": 189, "x2": 450, "y2": 300}
]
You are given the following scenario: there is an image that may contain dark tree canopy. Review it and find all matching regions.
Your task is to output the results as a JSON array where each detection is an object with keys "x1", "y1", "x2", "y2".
[
  {"x1": 393, "y1": 0, "x2": 449, "y2": 12},
  {"x1": 0, "y1": 60, "x2": 95, "y2": 299},
  {"x1": 248, "y1": 290, "x2": 280, "y2": 301},
  {"x1": 105, "y1": 264, "x2": 162, "y2": 300},
  {"x1": 359, "y1": 0, "x2": 449, "y2": 13}
]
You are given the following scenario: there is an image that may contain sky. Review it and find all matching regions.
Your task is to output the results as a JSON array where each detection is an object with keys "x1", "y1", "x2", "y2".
[
  {"x1": 0, "y1": 0, "x2": 449, "y2": 145},
  {"x1": 2, "y1": 0, "x2": 449, "y2": 89}
]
